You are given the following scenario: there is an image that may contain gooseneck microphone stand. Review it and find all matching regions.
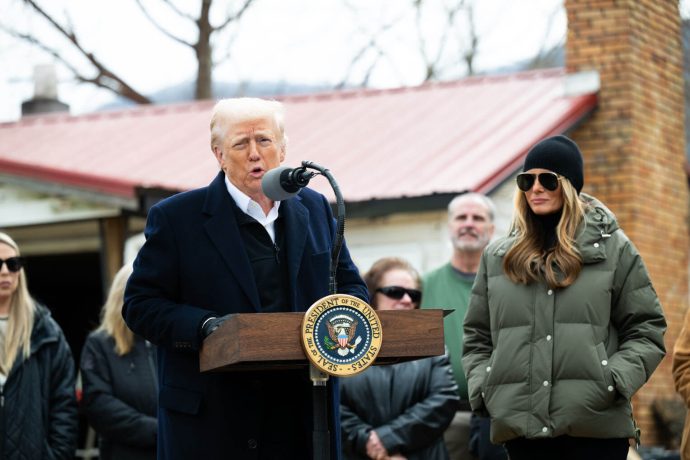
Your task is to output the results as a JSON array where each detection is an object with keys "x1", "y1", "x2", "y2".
[
  {"x1": 301, "y1": 161, "x2": 346, "y2": 295},
  {"x1": 298, "y1": 160, "x2": 346, "y2": 460}
]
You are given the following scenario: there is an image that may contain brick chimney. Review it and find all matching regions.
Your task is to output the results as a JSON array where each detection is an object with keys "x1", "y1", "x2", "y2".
[
  {"x1": 566, "y1": 0, "x2": 688, "y2": 446},
  {"x1": 21, "y1": 64, "x2": 69, "y2": 116}
]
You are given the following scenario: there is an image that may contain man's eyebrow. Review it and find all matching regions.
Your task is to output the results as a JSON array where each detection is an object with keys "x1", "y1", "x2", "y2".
[
  {"x1": 454, "y1": 213, "x2": 486, "y2": 220},
  {"x1": 230, "y1": 134, "x2": 249, "y2": 142}
]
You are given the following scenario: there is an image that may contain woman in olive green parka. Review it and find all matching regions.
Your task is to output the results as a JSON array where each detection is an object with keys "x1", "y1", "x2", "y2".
[{"x1": 462, "y1": 136, "x2": 666, "y2": 460}]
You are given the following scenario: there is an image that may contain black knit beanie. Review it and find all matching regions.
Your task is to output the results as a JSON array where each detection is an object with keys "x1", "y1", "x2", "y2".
[{"x1": 523, "y1": 135, "x2": 584, "y2": 194}]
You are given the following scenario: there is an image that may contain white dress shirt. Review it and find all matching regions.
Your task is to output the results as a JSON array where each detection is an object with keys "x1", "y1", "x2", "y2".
[{"x1": 224, "y1": 175, "x2": 281, "y2": 243}]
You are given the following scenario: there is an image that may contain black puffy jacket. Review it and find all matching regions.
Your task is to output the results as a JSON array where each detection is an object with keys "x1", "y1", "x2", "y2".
[
  {"x1": 340, "y1": 354, "x2": 459, "y2": 460},
  {"x1": 80, "y1": 331, "x2": 158, "y2": 460},
  {"x1": 1, "y1": 304, "x2": 78, "y2": 460}
]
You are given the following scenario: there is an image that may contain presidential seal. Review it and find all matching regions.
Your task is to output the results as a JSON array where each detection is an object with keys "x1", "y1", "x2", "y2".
[{"x1": 301, "y1": 294, "x2": 382, "y2": 377}]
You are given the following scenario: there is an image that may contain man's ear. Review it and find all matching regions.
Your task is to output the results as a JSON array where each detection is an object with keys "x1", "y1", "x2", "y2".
[
  {"x1": 279, "y1": 145, "x2": 286, "y2": 162},
  {"x1": 213, "y1": 146, "x2": 223, "y2": 166}
]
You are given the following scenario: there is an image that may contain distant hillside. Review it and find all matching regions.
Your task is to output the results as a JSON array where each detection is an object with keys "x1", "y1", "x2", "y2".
[{"x1": 99, "y1": 80, "x2": 332, "y2": 110}]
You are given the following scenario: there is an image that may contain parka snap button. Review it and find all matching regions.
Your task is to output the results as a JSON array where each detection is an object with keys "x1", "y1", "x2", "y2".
[
  {"x1": 542, "y1": 427, "x2": 548, "y2": 433},
  {"x1": 547, "y1": 289, "x2": 553, "y2": 295},
  {"x1": 546, "y1": 335, "x2": 552, "y2": 341},
  {"x1": 543, "y1": 381, "x2": 549, "y2": 386},
  {"x1": 594, "y1": 243, "x2": 600, "y2": 248},
  {"x1": 607, "y1": 385, "x2": 614, "y2": 392},
  {"x1": 601, "y1": 360, "x2": 608, "y2": 366},
  {"x1": 486, "y1": 366, "x2": 491, "y2": 372}
]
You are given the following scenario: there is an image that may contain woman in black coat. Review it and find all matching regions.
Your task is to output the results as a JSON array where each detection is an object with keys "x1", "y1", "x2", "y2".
[
  {"x1": 0, "y1": 232, "x2": 78, "y2": 460},
  {"x1": 340, "y1": 257, "x2": 458, "y2": 460},
  {"x1": 80, "y1": 263, "x2": 158, "y2": 460}
]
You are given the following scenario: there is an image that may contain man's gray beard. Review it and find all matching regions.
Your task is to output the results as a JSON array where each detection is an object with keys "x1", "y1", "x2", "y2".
[{"x1": 453, "y1": 236, "x2": 489, "y2": 252}]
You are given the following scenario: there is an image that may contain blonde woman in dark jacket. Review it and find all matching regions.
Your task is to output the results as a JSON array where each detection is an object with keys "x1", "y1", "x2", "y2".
[
  {"x1": 0, "y1": 232, "x2": 78, "y2": 459},
  {"x1": 80, "y1": 263, "x2": 158, "y2": 460},
  {"x1": 462, "y1": 136, "x2": 666, "y2": 460}
]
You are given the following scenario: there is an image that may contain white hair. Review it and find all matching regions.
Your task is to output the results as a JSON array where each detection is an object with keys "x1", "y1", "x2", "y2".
[{"x1": 209, "y1": 97, "x2": 288, "y2": 152}]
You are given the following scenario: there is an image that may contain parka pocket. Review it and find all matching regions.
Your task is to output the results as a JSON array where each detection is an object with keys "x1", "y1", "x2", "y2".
[
  {"x1": 480, "y1": 354, "x2": 496, "y2": 407},
  {"x1": 594, "y1": 342, "x2": 617, "y2": 406},
  {"x1": 595, "y1": 343, "x2": 615, "y2": 387}
]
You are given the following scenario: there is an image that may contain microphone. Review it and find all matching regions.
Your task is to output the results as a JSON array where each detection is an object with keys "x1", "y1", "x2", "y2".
[{"x1": 261, "y1": 166, "x2": 315, "y2": 200}]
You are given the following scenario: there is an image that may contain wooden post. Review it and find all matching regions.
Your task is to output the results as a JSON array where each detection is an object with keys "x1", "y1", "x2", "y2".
[{"x1": 99, "y1": 216, "x2": 127, "y2": 291}]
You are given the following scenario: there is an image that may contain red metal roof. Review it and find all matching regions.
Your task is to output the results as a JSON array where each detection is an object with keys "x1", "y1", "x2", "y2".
[{"x1": 0, "y1": 68, "x2": 596, "y2": 204}]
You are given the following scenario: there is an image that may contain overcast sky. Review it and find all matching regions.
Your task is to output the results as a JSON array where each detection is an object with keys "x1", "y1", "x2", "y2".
[{"x1": 4, "y1": 0, "x2": 678, "y2": 123}]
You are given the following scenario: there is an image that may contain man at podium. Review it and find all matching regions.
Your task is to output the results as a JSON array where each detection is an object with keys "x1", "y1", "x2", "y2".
[{"x1": 123, "y1": 97, "x2": 368, "y2": 460}]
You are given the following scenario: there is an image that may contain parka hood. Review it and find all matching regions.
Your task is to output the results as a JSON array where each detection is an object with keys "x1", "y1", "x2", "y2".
[
  {"x1": 574, "y1": 193, "x2": 620, "y2": 264},
  {"x1": 580, "y1": 192, "x2": 619, "y2": 236}
]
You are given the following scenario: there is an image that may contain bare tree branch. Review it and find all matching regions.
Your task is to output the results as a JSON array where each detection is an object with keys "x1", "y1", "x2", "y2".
[
  {"x1": 429, "y1": 5, "x2": 458, "y2": 69},
  {"x1": 431, "y1": 1, "x2": 465, "y2": 79},
  {"x1": 160, "y1": 0, "x2": 196, "y2": 21},
  {"x1": 357, "y1": 47, "x2": 385, "y2": 88},
  {"x1": 414, "y1": 0, "x2": 470, "y2": 81},
  {"x1": 5, "y1": 0, "x2": 258, "y2": 103},
  {"x1": 14, "y1": 0, "x2": 151, "y2": 103},
  {"x1": 134, "y1": 0, "x2": 194, "y2": 47},
  {"x1": 213, "y1": 28, "x2": 240, "y2": 68},
  {"x1": 336, "y1": 5, "x2": 403, "y2": 89},
  {"x1": 413, "y1": 0, "x2": 431, "y2": 79},
  {"x1": 1, "y1": 25, "x2": 150, "y2": 102},
  {"x1": 528, "y1": 4, "x2": 564, "y2": 69},
  {"x1": 462, "y1": 2, "x2": 478, "y2": 76},
  {"x1": 336, "y1": 37, "x2": 382, "y2": 89},
  {"x1": 0, "y1": 25, "x2": 81, "y2": 78},
  {"x1": 213, "y1": 0, "x2": 255, "y2": 32},
  {"x1": 339, "y1": 0, "x2": 484, "y2": 87}
]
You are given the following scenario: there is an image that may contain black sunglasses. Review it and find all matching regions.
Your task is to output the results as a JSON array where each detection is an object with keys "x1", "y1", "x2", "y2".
[
  {"x1": 376, "y1": 286, "x2": 422, "y2": 303},
  {"x1": 0, "y1": 257, "x2": 24, "y2": 273},
  {"x1": 516, "y1": 172, "x2": 561, "y2": 192}
]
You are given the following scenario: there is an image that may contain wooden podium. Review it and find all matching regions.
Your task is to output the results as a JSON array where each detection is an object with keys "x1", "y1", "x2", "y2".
[{"x1": 200, "y1": 309, "x2": 447, "y2": 373}]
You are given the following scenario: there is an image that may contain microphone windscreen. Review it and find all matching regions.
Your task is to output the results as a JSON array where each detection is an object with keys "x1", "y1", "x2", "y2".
[{"x1": 261, "y1": 166, "x2": 300, "y2": 201}]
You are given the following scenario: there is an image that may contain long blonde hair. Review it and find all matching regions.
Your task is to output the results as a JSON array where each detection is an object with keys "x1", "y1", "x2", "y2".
[
  {"x1": 96, "y1": 264, "x2": 135, "y2": 355},
  {"x1": 503, "y1": 179, "x2": 586, "y2": 289},
  {"x1": 0, "y1": 232, "x2": 35, "y2": 374}
]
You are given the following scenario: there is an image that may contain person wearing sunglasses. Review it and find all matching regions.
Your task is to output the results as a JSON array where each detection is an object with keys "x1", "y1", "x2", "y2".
[
  {"x1": 81, "y1": 263, "x2": 158, "y2": 460},
  {"x1": 340, "y1": 257, "x2": 458, "y2": 460},
  {"x1": 0, "y1": 232, "x2": 78, "y2": 459},
  {"x1": 462, "y1": 135, "x2": 666, "y2": 460}
]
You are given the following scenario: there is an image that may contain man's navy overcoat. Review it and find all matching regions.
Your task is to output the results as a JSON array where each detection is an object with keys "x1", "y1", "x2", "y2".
[{"x1": 124, "y1": 171, "x2": 368, "y2": 459}]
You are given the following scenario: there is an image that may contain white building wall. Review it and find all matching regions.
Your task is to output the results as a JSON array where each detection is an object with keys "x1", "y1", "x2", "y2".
[
  {"x1": 346, "y1": 176, "x2": 518, "y2": 275},
  {"x1": 0, "y1": 183, "x2": 121, "y2": 228}
]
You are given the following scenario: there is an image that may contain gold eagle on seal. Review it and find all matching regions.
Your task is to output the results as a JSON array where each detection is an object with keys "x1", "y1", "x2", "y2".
[{"x1": 325, "y1": 316, "x2": 360, "y2": 356}]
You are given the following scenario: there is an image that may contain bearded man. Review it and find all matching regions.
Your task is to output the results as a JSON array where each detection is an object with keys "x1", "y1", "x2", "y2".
[{"x1": 421, "y1": 193, "x2": 506, "y2": 460}]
